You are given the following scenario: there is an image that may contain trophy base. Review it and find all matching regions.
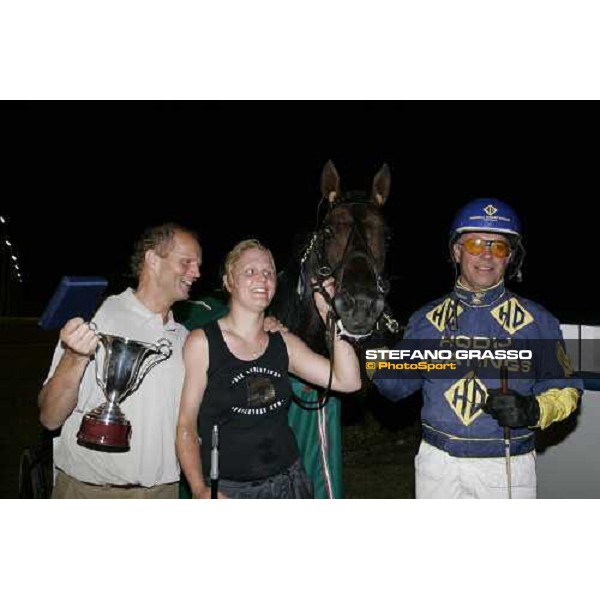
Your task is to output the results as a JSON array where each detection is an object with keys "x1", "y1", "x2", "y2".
[{"x1": 77, "y1": 415, "x2": 132, "y2": 451}]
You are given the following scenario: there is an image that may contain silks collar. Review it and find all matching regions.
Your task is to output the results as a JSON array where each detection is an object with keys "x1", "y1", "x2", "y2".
[{"x1": 453, "y1": 279, "x2": 506, "y2": 307}]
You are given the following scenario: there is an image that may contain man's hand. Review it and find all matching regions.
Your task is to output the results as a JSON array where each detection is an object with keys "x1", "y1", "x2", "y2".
[
  {"x1": 484, "y1": 388, "x2": 540, "y2": 428},
  {"x1": 60, "y1": 318, "x2": 99, "y2": 357}
]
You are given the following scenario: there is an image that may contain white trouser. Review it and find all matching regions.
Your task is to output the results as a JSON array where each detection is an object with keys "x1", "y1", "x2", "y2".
[{"x1": 415, "y1": 441, "x2": 536, "y2": 499}]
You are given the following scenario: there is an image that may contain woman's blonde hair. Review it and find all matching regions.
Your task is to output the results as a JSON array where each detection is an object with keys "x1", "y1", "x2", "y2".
[{"x1": 223, "y1": 239, "x2": 275, "y2": 286}]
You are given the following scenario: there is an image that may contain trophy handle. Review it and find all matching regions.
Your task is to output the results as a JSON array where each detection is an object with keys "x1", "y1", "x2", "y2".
[
  {"x1": 88, "y1": 322, "x2": 108, "y2": 397},
  {"x1": 127, "y1": 338, "x2": 173, "y2": 396}
]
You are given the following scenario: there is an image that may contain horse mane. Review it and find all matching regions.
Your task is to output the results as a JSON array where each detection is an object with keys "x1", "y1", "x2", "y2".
[{"x1": 271, "y1": 231, "x2": 330, "y2": 355}]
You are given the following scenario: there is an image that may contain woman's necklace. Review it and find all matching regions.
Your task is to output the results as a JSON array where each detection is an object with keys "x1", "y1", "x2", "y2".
[
  {"x1": 250, "y1": 335, "x2": 268, "y2": 358},
  {"x1": 223, "y1": 329, "x2": 268, "y2": 359}
]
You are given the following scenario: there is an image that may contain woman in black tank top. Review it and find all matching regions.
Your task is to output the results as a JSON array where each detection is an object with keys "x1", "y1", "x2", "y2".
[{"x1": 176, "y1": 239, "x2": 361, "y2": 499}]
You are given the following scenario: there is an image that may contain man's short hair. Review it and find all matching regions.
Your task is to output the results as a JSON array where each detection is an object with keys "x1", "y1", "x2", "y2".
[{"x1": 130, "y1": 222, "x2": 199, "y2": 277}]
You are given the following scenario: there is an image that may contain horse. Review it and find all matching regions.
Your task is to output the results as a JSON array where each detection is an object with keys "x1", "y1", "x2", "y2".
[
  {"x1": 271, "y1": 160, "x2": 398, "y2": 498},
  {"x1": 271, "y1": 159, "x2": 397, "y2": 357}
]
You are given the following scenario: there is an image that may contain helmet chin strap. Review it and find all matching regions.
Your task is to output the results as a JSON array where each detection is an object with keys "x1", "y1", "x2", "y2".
[
  {"x1": 507, "y1": 238, "x2": 525, "y2": 282},
  {"x1": 455, "y1": 277, "x2": 505, "y2": 293}
]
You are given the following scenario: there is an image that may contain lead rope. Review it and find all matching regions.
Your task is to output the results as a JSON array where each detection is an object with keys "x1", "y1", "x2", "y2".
[{"x1": 291, "y1": 282, "x2": 336, "y2": 411}]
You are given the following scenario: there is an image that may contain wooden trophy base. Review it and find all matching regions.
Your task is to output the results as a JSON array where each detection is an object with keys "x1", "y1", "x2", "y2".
[{"x1": 77, "y1": 414, "x2": 132, "y2": 451}]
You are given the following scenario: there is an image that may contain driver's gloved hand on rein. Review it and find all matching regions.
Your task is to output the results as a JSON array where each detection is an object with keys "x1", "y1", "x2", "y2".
[{"x1": 483, "y1": 389, "x2": 540, "y2": 428}]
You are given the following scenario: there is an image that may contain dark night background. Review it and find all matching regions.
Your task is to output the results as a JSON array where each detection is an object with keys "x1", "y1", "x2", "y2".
[{"x1": 1, "y1": 101, "x2": 597, "y2": 326}]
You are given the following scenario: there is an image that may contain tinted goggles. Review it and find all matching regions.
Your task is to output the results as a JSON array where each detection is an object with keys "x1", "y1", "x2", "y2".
[{"x1": 460, "y1": 238, "x2": 511, "y2": 258}]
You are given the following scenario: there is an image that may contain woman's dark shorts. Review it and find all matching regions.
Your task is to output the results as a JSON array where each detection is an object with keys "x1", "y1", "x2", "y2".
[{"x1": 215, "y1": 461, "x2": 313, "y2": 499}]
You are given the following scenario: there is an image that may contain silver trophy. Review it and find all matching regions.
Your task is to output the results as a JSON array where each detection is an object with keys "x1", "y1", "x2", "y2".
[{"x1": 76, "y1": 324, "x2": 172, "y2": 451}]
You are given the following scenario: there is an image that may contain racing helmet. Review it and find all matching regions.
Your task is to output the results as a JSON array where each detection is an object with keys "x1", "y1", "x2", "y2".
[{"x1": 449, "y1": 198, "x2": 524, "y2": 281}]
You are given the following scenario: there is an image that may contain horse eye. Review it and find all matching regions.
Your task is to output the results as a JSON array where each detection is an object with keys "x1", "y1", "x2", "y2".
[{"x1": 323, "y1": 226, "x2": 334, "y2": 238}]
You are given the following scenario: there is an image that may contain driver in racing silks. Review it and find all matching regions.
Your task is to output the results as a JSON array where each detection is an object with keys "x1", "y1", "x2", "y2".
[{"x1": 374, "y1": 198, "x2": 583, "y2": 498}]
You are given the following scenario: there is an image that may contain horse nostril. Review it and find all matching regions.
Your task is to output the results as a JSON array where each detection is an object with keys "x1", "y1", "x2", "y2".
[{"x1": 334, "y1": 290, "x2": 354, "y2": 314}]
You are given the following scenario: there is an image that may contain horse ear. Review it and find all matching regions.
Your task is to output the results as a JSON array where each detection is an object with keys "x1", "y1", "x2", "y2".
[
  {"x1": 320, "y1": 160, "x2": 341, "y2": 204},
  {"x1": 372, "y1": 163, "x2": 391, "y2": 206}
]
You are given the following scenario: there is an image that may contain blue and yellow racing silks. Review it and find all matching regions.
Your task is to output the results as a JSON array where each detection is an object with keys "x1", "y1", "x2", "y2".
[{"x1": 374, "y1": 280, "x2": 583, "y2": 458}]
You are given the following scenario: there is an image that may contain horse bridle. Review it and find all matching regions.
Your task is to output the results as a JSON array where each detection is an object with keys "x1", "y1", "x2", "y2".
[
  {"x1": 298, "y1": 199, "x2": 398, "y2": 343},
  {"x1": 292, "y1": 199, "x2": 399, "y2": 411}
]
